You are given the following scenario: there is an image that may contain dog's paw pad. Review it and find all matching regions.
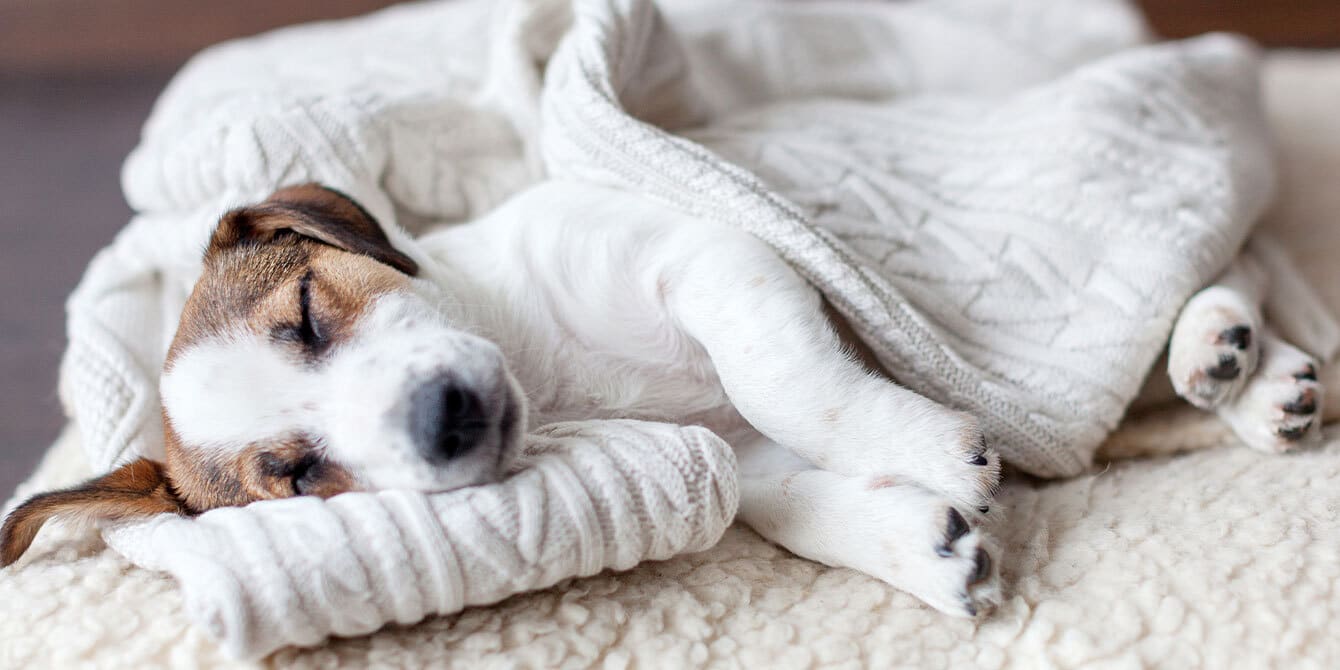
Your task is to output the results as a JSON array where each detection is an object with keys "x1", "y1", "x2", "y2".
[
  {"x1": 1281, "y1": 388, "x2": 1318, "y2": 415},
  {"x1": 1169, "y1": 297, "x2": 1261, "y2": 409},
  {"x1": 1218, "y1": 324, "x2": 1252, "y2": 350},
  {"x1": 1205, "y1": 352, "x2": 1243, "y2": 380},
  {"x1": 1220, "y1": 335, "x2": 1324, "y2": 454},
  {"x1": 852, "y1": 490, "x2": 1003, "y2": 620},
  {"x1": 923, "y1": 507, "x2": 1000, "y2": 618}
]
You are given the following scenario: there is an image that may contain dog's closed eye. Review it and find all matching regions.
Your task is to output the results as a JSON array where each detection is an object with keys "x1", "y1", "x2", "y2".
[
  {"x1": 271, "y1": 271, "x2": 329, "y2": 355},
  {"x1": 256, "y1": 448, "x2": 348, "y2": 498}
]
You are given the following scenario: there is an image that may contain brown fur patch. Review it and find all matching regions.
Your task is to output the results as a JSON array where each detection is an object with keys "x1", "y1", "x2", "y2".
[
  {"x1": 4, "y1": 186, "x2": 416, "y2": 566},
  {"x1": 164, "y1": 429, "x2": 359, "y2": 513},
  {"x1": 159, "y1": 185, "x2": 409, "y2": 512},
  {"x1": 1, "y1": 459, "x2": 182, "y2": 567},
  {"x1": 165, "y1": 233, "x2": 409, "y2": 367},
  {"x1": 161, "y1": 240, "x2": 397, "y2": 513},
  {"x1": 212, "y1": 183, "x2": 417, "y2": 276}
]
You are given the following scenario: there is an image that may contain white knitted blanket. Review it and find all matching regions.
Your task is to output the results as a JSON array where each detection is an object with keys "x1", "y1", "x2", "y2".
[
  {"x1": 42, "y1": 0, "x2": 1281, "y2": 659},
  {"x1": 104, "y1": 421, "x2": 737, "y2": 658}
]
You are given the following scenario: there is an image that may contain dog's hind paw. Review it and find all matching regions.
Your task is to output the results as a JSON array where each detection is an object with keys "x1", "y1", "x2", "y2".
[
  {"x1": 1168, "y1": 286, "x2": 1262, "y2": 409},
  {"x1": 1218, "y1": 333, "x2": 1324, "y2": 454}
]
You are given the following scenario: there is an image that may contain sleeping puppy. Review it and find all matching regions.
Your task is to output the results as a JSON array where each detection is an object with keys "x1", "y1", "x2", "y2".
[{"x1": 1, "y1": 182, "x2": 1324, "y2": 618}]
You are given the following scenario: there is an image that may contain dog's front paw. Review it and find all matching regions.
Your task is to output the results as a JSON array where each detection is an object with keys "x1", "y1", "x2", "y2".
[
  {"x1": 926, "y1": 507, "x2": 1001, "y2": 618},
  {"x1": 850, "y1": 488, "x2": 1002, "y2": 619},
  {"x1": 1219, "y1": 333, "x2": 1323, "y2": 454},
  {"x1": 1168, "y1": 286, "x2": 1262, "y2": 409}
]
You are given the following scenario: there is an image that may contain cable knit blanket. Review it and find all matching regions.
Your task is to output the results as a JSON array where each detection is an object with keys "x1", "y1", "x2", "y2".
[
  {"x1": 103, "y1": 421, "x2": 738, "y2": 659},
  {"x1": 5, "y1": 0, "x2": 1331, "y2": 665}
]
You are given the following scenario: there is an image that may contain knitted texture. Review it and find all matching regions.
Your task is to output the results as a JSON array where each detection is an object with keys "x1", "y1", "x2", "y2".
[
  {"x1": 538, "y1": 0, "x2": 1273, "y2": 476},
  {"x1": 59, "y1": 0, "x2": 1272, "y2": 480},
  {"x1": 98, "y1": 420, "x2": 737, "y2": 659}
]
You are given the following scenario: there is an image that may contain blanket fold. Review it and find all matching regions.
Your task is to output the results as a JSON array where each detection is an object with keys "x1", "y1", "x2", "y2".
[{"x1": 103, "y1": 420, "x2": 738, "y2": 659}]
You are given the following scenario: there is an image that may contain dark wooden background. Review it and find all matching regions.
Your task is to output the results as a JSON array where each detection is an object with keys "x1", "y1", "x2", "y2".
[{"x1": 3, "y1": 0, "x2": 1340, "y2": 497}]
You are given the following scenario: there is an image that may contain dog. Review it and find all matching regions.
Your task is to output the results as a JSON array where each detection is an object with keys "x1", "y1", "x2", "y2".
[{"x1": 1, "y1": 182, "x2": 1324, "y2": 617}]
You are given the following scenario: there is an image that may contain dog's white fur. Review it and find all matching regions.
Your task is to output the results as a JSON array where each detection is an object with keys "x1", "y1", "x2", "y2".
[
  {"x1": 162, "y1": 180, "x2": 1322, "y2": 618},
  {"x1": 162, "y1": 292, "x2": 524, "y2": 492}
]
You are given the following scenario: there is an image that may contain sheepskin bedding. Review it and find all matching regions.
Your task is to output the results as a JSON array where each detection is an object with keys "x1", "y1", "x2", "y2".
[{"x1": 5, "y1": 2, "x2": 1340, "y2": 669}]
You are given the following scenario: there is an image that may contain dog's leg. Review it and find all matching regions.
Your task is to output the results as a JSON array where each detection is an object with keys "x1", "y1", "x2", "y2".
[
  {"x1": 669, "y1": 232, "x2": 999, "y2": 510},
  {"x1": 736, "y1": 436, "x2": 1001, "y2": 617},
  {"x1": 1217, "y1": 330, "x2": 1323, "y2": 453},
  {"x1": 1168, "y1": 253, "x2": 1267, "y2": 409}
]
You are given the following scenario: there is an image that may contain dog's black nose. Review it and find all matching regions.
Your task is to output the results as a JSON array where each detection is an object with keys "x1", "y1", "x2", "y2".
[{"x1": 409, "y1": 377, "x2": 489, "y2": 463}]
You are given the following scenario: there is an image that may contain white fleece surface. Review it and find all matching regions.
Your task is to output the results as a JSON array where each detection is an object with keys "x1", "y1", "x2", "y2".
[{"x1": 5, "y1": 4, "x2": 1340, "y2": 669}]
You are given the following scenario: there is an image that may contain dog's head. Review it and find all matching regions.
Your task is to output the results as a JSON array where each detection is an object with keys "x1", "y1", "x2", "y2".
[{"x1": 2, "y1": 184, "x2": 526, "y2": 567}]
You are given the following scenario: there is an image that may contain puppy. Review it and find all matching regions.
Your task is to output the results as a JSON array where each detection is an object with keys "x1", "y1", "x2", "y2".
[{"x1": 1, "y1": 182, "x2": 1323, "y2": 618}]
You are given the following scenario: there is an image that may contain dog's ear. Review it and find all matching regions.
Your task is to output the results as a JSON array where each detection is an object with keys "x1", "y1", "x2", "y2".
[
  {"x1": 1, "y1": 458, "x2": 185, "y2": 568},
  {"x1": 210, "y1": 183, "x2": 418, "y2": 276}
]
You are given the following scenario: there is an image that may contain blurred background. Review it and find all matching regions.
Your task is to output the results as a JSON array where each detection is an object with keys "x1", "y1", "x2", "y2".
[{"x1": 3, "y1": 0, "x2": 1340, "y2": 497}]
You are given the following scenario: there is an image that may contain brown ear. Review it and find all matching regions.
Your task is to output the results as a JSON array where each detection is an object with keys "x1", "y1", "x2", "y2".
[
  {"x1": 1, "y1": 458, "x2": 185, "y2": 568},
  {"x1": 211, "y1": 183, "x2": 418, "y2": 275}
]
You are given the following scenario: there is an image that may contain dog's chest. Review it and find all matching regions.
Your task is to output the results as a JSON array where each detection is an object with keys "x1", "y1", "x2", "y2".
[
  {"x1": 424, "y1": 187, "x2": 748, "y2": 435},
  {"x1": 495, "y1": 310, "x2": 734, "y2": 429}
]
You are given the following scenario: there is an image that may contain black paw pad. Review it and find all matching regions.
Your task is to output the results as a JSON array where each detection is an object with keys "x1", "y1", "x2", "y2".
[
  {"x1": 1218, "y1": 325, "x2": 1252, "y2": 351},
  {"x1": 1206, "y1": 353, "x2": 1241, "y2": 380},
  {"x1": 971, "y1": 547, "x2": 992, "y2": 584},
  {"x1": 1283, "y1": 392, "x2": 1317, "y2": 415},
  {"x1": 1294, "y1": 365, "x2": 1318, "y2": 382},
  {"x1": 1277, "y1": 421, "x2": 1313, "y2": 441}
]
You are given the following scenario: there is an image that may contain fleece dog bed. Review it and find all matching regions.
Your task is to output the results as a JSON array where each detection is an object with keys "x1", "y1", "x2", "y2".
[{"x1": 4, "y1": 1, "x2": 1340, "y2": 668}]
